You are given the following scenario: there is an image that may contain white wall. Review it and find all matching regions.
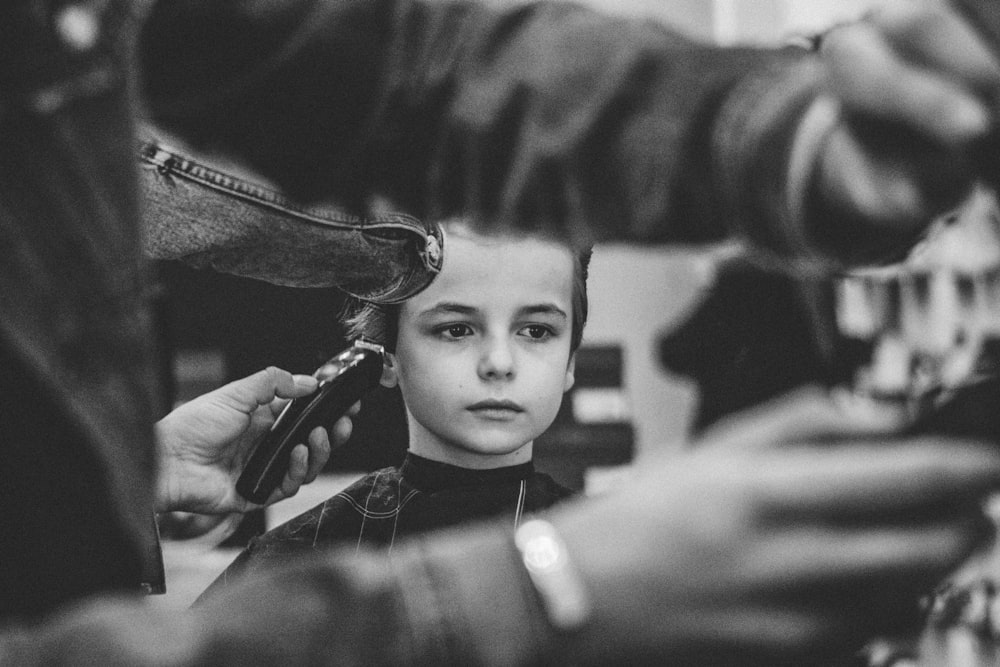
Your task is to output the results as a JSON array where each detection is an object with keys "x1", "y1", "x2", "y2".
[{"x1": 580, "y1": 247, "x2": 715, "y2": 459}]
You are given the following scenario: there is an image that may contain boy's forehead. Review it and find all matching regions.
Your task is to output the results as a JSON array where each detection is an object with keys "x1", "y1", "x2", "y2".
[{"x1": 409, "y1": 231, "x2": 575, "y2": 307}]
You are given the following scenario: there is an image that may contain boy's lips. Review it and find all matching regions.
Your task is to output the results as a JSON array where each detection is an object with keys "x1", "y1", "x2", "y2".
[{"x1": 467, "y1": 399, "x2": 524, "y2": 413}]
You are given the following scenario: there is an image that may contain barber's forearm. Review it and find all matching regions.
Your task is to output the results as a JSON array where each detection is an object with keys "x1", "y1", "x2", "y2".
[
  {"x1": 0, "y1": 514, "x2": 631, "y2": 665},
  {"x1": 209, "y1": 521, "x2": 595, "y2": 665},
  {"x1": 138, "y1": 0, "x2": 817, "y2": 251},
  {"x1": 197, "y1": 531, "x2": 565, "y2": 665},
  {"x1": 386, "y1": 516, "x2": 667, "y2": 666},
  {"x1": 0, "y1": 535, "x2": 538, "y2": 665},
  {"x1": 385, "y1": 524, "x2": 559, "y2": 665}
]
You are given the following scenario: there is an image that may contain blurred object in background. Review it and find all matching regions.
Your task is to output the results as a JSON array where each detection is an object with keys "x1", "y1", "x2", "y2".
[
  {"x1": 835, "y1": 187, "x2": 1000, "y2": 666},
  {"x1": 534, "y1": 345, "x2": 634, "y2": 492},
  {"x1": 835, "y1": 187, "x2": 1000, "y2": 426}
]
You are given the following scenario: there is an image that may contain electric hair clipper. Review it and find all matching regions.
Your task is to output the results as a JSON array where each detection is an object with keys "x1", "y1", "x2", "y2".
[{"x1": 236, "y1": 338, "x2": 385, "y2": 504}]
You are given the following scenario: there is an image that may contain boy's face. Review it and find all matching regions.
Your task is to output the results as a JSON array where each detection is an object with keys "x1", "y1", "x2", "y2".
[{"x1": 386, "y1": 225, "x2": 576, "y2": 469}]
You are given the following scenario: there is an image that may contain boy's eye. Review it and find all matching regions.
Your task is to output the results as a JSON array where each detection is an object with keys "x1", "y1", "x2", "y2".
[
  {"x1": 439, "y1": 323, "x2": 473, "y2": 339},
  {"x1": 519, "y1": 324, "x2": 553, "y2": 340}
]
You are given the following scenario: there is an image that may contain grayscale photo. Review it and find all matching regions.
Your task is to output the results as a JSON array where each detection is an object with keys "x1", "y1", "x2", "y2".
[{"x1": 3, "y1": 1, "x2": 1000, "y2": 665}]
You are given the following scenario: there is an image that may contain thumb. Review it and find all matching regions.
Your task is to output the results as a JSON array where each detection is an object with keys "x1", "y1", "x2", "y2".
[{"x1": 216, "y1": 367, "x2": 318, "y2": 414}]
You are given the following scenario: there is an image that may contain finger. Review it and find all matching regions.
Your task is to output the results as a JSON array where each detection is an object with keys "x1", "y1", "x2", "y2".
[
  {"x1": 822, "y1": 17, "x2": 992, "y2": 146},
  {"x1": 218, "y1": 367, "x2": 318, "y2": 415},
  {"x1": 329, "y1": 413, "x2": 354, "y2": 449},
  {"x1": 873, "y1": 0, "x2": 1000, "y2": 100},
  {"x1": 817, "y1": 122, "x2": 973, "y2": 229},
  {"x1": 652, "y1": 605, "x2": 856, "y2": 664},
  {"x1": 273, "y1": 443, "x2": 309, "y2": 503},
  {"x1": 749, "y1": 521, "x2": 987, "y2": 587},
  {"x1": 305, "y1": 426, "x2": 331, "y2": 482},
  {"x1": 759, "y1": 440, "x2": 1000, "y2": 516},
  {"x1": 697, "y1": 386, "x2": 909, "y2": 453},
  {"x1": 665, "y1": 604, "x2": 874, "y2": 666},
  {"x1": 346, "y1": 400, "x2": 361, "y2": 417}
]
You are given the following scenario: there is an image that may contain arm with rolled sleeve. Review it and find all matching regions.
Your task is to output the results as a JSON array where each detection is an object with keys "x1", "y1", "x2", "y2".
[{"x1": 139, "y1": 0, "x2": 863, "y2": 259}]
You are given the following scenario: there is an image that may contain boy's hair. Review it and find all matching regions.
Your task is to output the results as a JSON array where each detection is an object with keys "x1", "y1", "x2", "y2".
[{"x1": 344, "y1": 244, "x2": 593, "y2": 353}]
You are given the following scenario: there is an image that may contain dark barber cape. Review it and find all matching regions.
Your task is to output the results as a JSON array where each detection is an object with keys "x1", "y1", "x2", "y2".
[{"x1": 197, "y1": 452, "x2": 574, "y2": 603}]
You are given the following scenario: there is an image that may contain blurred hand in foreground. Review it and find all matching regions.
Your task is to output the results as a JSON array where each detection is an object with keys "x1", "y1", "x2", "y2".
[{"x1": 553, "y1": 387, "x2": 1000, "y2": 664}]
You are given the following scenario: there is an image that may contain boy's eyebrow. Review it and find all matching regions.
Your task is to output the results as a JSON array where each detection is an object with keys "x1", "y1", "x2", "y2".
[
  {"x1": 417, "y1": 302, "x2": 478, "y2": 317},
  {"x1": 518, "y1": 303, "x2": 568, "y2": 319},
  {"x1": 415, "y1": 302, "x2": 568, "y2": 319}
]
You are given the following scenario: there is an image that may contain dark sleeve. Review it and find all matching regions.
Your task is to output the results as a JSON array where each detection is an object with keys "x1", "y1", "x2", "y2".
[
  {"x1": 0, "y1": 525, "x2": 564, "y2": 666},
  {"x1": 137, "y1": 0, "x2": 849, "y2": 254}
]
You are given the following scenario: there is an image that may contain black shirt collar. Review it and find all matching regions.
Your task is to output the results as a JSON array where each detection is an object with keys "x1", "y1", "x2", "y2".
[{"x1": 400, "y1": 452, "x2": 534, "y2": 493}]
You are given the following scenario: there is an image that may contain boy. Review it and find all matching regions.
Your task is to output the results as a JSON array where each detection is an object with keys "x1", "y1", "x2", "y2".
[{"x1": 201, "y1": 219, "x2": 591, "y2": 594}]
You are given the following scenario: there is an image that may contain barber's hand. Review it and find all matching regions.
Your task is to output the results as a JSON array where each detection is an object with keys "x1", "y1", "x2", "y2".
[
  {"x1": 154, "y1": 366, "x2": 355, "y2": 514},
  {"x1": 816, "y1": 0, "x2": 1000, "y2": 235},
  {"x1": 552, "y1": 387, "x2": 1000, "y2": 665}
]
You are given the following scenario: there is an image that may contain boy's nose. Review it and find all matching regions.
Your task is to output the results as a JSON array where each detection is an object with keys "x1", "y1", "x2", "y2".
[{"x1": 478, "y1": 338, "x2": 515, "y2": 380}]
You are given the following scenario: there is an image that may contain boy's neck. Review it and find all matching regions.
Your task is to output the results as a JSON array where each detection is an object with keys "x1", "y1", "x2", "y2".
[{"x1": 406, "y1": 439, "x2": 534, "y2": 470}]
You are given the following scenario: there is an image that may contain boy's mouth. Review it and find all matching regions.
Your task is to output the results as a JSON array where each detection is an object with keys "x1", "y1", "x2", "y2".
[{"x1": 467, "y1": 399, "x2": 524, "y2": 415}]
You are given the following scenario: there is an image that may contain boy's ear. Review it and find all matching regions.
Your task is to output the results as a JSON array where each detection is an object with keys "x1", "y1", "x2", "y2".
[
  {"x1": 380, "y1": 352, "x2": 399, "y2": 388},
  {"x1": 563, "y1": 352, "x2": 576, "y2": 393}
]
